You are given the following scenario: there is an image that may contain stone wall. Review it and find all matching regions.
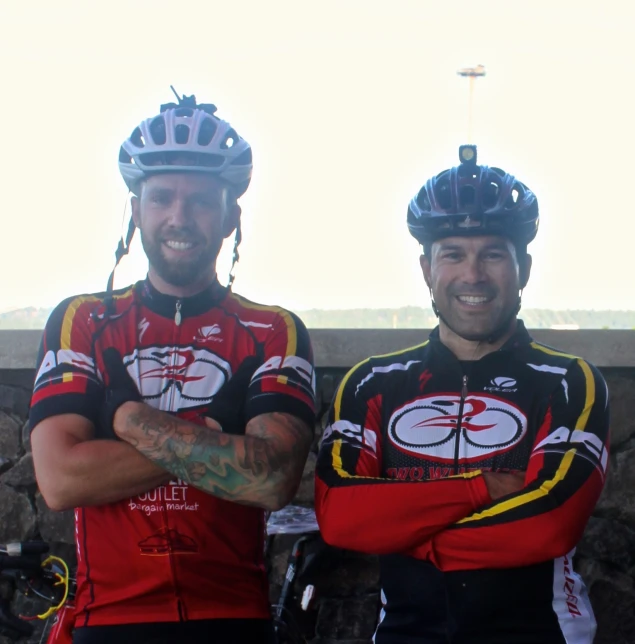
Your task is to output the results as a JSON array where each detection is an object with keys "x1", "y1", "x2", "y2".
[{"x1": 1, "y1": 330, "x2": 634, "y2": 643}]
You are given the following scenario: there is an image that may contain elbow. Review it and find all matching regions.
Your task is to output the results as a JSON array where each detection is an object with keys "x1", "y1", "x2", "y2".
[
  {"x1": 314, "y1": 489, "x2": 357, "y2": 551},
  {"x1": 262, "y1": 479, "x2": 300, "y2": 512},
  {"x1": 35, "y1": 471, "x2": 77, "y2": 512},
  {"x1": 38, "y1": 484, "x2": 75, "y2": 513}
]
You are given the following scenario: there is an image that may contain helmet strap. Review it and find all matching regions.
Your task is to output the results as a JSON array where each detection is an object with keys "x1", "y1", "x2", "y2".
[
  {"x1": 103, "y1": 215, "x2": 136, "y2": 317},
  {"x1": 227, "y1": 221, "x2": 242, "y2": 290}
]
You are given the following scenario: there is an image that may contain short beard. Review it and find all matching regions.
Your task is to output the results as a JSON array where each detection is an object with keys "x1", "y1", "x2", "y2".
[
  {"x1": 140, "y1": 230, "x2": 221, "y2": 287},
  {"x1": 435, "y1": 297, "x2": 521, "y2": 344}
]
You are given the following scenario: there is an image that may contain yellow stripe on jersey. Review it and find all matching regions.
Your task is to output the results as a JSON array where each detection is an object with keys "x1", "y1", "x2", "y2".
[
  {"x1": 60, "y1": 289, "x2": 134, "y2": 351},
  {"x1": 455, "y1": 346, "x2": 596, "y2": 526},
  {"x1": 61, "y1": 296, "x2": 98, "y2": 350},
  {"x1": 63, "y1": 373, "x2": 74, "y2": 383},
  {"x1": 575, "y1": 359, "x2": 595, "y2": 431},
  {"x1": 333, "y1": 341, "x2": 430, "y2": 422},
  {"x1": 277, "y1": 375, "x2": 289, "y2": 385},
  {"x1": 456, "y1": 449, "x2": 577, "y2": 524},
  {"x1": 529, "y1": 342, "x2": 576, "y2": 360},
  {"x1": 530, "y1": 343, "x2": 595, "y2": 431},
  {"x1": 229, "y1": 294, "x2": 298, "y2": 357}
]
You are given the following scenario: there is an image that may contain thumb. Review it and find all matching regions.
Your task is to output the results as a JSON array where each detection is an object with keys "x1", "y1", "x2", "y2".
[{"x1": 204, "y1": 416, "x2": 223, "y2": 432}]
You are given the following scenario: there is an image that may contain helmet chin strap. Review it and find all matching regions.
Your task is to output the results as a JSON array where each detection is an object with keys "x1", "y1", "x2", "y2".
[
  {"x1": 430, "y1": 288, "x2": 522, "y2": 346},
  {"x1": 227, "y1": 222, "x2": 242, "y2": 290}
]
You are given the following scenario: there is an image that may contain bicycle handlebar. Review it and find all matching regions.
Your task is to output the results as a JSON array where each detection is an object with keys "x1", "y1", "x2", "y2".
[{"x1": 0, "y1": 541, "x2": 70, "y2": 641}]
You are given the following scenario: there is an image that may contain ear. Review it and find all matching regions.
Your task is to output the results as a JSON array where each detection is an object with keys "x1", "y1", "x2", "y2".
[
  {"x1": 131, "y1": 196, "x2": 141, "y2": 228},
  {"x1": 519, "y1": 254, "x2": 532, "y2": 289},
  {"x1": 419, "y1": 253, "x2": 432, "y2": 290},
  {"x1": 223, "y1": 203, "x2": 241, "y2": 239}
]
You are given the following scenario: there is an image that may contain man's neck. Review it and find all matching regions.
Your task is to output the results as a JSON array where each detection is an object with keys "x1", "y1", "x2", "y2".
[
  {"x1": 147, "y1": 269, "x2": 218, "y2": 299},
  {"x1": 438, "y1": 319, "x2": 517, "y2": 361}
]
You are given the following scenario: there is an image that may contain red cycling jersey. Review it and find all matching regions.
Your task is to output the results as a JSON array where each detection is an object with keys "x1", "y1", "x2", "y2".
[{"x1": 29, "y1": 279, "x2": 316, "y2": 628}]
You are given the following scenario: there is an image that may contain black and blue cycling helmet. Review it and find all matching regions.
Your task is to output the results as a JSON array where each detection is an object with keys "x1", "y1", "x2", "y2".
[{"x1": 407, "y1": 145, "x2": 539, "y2": 247}]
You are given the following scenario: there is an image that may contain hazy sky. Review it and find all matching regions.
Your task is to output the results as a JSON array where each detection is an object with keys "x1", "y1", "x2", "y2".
[{"x1": 1, "y1": 0, "x2": 633, "y2": 313}]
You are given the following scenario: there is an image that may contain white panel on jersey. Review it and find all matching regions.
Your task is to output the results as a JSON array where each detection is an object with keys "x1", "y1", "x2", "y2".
[
  {"x1": 355, "y1": 360, "x2": 422, "y2": 395},
  {"x1": 551, "y1": 550, "x2": 596, "y2": 644}
]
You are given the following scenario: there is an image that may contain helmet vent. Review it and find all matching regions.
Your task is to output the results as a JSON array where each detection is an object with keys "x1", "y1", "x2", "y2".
[
  {"x1": 130, "y1": 127, "x2": 145, "y2": 148},
  {"x1": 459, "y1": 185, "x2": 476, "y2": 206},
  {"x1": 175, "y1": 124, "x2": 190, "y2": 144},
  {"x1": 197, "y1": 118, "x2": 217, "y2": 146},
  {"x1": 482, "y1": 181, "x2": 500, "y2": 207},
  {"x1": 221, "y1": 129, "x2": 238, "y2": 149},
  {"x1": 149, "y1": 117, "x2": 167, "y2": 145}
]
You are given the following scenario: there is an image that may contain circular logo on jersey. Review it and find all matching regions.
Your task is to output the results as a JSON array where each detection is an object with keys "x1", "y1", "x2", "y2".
[
  {"x1": 388, "y1": 393, "x2": 527, "y2": 462},
  {"x1": 124, "y1": 345, "x2": 231, "y2": 410}
]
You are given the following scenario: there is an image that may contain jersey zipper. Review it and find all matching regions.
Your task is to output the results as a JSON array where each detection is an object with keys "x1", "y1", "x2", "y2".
[
  {"x1": 163, "y1": 297, "x2": 185, "y2": 620},
  {"x1": 453, "y1": 375, "x2": 469, "y2": 475}
]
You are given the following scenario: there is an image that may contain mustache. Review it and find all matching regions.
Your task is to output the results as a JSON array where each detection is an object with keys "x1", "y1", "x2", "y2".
[{"x1": 447, "y1": 284, "x2": 498, "y2": 298}]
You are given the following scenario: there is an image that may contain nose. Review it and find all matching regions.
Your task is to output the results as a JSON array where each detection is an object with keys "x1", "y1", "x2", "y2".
[
  {"x1": 166, "y1": 199, "x2": 190, "y2": 227},
  {"x1": 461, "y1": 255, "x2": 486, "y2": 284}
]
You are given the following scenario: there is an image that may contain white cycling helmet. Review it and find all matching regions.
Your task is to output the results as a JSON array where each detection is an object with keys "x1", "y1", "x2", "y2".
[{"x1": 118, "y1": 88, "x2": 252, "y2": 197}]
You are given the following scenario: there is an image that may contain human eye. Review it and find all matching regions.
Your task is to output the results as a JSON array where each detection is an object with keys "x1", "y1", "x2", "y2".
[{"x1": 149, "y1": 192, "x2": 171, "y2": 207}]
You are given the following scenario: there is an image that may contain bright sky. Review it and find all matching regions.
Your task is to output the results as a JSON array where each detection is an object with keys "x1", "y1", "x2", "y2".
[{"x1": 1, "y1": 0, "x2": 633, "y2": 314}]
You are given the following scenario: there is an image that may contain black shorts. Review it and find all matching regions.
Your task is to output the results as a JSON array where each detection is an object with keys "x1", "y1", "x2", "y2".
[{"x1": 72, "y1": 618, "x2": 276, "y2": 644}]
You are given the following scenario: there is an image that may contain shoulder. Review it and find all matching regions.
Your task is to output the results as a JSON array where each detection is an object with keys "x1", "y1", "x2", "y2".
[
  {"x1": 224, "y1": 291, "x2": 309, "y2": 332},
  {"x1": 524, "y1": 340, "x2": 607, "y2": 396},
  {"x1": 337, "y1": 339, "x2": 431, "y2": 393},
  {"x1": 43, "y1": 285, "x2": 137, "y2": 342}
]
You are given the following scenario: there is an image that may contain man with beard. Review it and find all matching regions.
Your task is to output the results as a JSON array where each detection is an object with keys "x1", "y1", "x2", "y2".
[
  {"x1": 315, "y1": 146, "x2": 609, "y2": 643},
  {"x1": 29, "y1": 91, "x2": 316, "y2": 644}
]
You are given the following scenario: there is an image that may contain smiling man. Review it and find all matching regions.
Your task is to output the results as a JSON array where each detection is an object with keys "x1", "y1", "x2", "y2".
[
  {"x1": 315, "y1": 146, "x2": 610, "y2": 643},
  {"x1": 29, "y1": 92, "x2": 316, "y2": 644}
]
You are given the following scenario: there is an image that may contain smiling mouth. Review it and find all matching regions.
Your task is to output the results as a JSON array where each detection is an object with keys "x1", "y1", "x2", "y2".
[
  {"x1": 455, "y1": 295, "x2": 493, "y2": 306},
  {"x1": 164, "y1": 240, "x2": 196, "y2": 251}
]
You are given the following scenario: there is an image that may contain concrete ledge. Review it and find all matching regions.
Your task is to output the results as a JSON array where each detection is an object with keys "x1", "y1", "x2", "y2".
[
  {"x1": 308, "y1": 329, "x2": 635, "y2": 368},
  {"x1": 0, "y1": 328, "x2": 633, "y2": 370}
]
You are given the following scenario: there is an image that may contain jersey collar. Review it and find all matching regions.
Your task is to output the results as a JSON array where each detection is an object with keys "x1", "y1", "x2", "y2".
[
  {"x1": 137, "y1": 277, "x2": 228, "y2": 319},
  {"x1": 428, "y1": 318, "x2": 533, "y2": 353}
]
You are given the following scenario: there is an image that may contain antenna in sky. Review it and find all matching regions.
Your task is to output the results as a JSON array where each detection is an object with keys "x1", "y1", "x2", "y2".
[{"x1": 457, "y1": 64, "x2": 486, "y2": 143}]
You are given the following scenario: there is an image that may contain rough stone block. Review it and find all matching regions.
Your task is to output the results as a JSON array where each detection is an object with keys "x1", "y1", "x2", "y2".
[
  {"x1": 294, "y1": 452, "x2": 317, "y2": 507},
  {"x1": 577, "y1": 558, "x2": 635, "y2": 644},
  {"x1": 0, "y1": 411, "x2": 21, "y2": 463},
  {"x1": 596, "y1": 445, "x2": 635, "y2": 528},
  {"x1": 310, "y1": 548, "x2": 379, "y2": 597},
  {"x1": 35, "y1": 493, "x2": 75, "y2": 545},
  {"x1": 315, "y1": 594, "x2": 380, "y2": 640},
  {"x1": 0, "y1": 385, "x2": 30, "y2": 419},
  {"x1": 21, "y1": 419, "x2": 31, "y2": 454},
  {"x1": 0, "y1": 483, "x2": 36, "y2": 542},
  {"x1": 0, "y1": 453, "x2": 36, "y2": 490},
  {"x1": 606, "y1": 373, "x2": 635, "y2": 447},
  {"x1": 578, "y1": 516, "x2": 635, "y2": 571}
]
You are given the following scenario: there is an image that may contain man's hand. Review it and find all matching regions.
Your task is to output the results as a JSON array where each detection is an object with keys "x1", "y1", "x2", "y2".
[
  {"x1": 99, "y1": 348, "x2": 141, "y2": 441},
  {"x1": 204, "y1": 356, "x2": 260, "y2": 434},
  {"x1": 482, "y1": 471, "x2": 525, "y2": 500}
]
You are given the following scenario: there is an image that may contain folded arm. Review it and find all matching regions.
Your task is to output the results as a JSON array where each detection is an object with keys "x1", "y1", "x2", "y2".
[
  {"x1": 115, "y1": 404, "x2": 312, "y2": 511},
  {"x1": 407, "y1": 358, "x2": 610, "y2": 570}
]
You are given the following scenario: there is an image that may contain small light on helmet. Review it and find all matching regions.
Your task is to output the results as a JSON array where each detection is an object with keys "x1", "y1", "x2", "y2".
[{"x1": 459, "y1": 145, "x2": 477, "y2": 165}]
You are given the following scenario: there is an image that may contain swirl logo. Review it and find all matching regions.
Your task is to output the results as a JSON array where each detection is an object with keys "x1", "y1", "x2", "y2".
[{"x1": 388, "y1": 394, "x2": 527, "y2": 462}]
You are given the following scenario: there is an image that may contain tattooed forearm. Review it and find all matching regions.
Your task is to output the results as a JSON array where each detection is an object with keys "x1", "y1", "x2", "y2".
[{"x1": 117, "y1": 403, "x2": 312, "y2": 510}]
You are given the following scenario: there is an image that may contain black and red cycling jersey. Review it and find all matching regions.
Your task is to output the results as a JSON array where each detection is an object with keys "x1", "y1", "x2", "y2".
[
  {"x1": 315, "y1": 321, "x2": 609, "y2": 644},
  {"x1": 29, "y1": 278, "x2": 316, "y2": 629}
]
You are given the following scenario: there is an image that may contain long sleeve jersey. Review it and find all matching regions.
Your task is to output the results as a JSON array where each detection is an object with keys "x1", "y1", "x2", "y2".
[{"x1": 315, "y1": 321, "x2": 609, "y2": 644}]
